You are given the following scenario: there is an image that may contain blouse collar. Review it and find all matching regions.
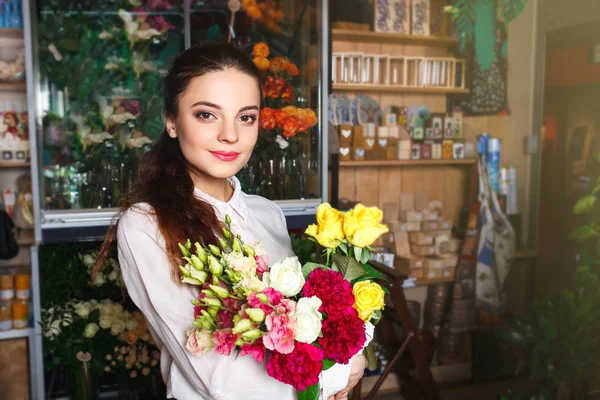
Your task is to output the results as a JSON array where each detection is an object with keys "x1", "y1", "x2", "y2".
[{"x1": 193, "y1": 177, "x2": 248, "y2": 223}]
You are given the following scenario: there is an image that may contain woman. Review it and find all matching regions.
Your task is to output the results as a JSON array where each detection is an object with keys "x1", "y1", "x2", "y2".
[{"x1": 97, "y1": 43, "x2": 365, "y2": 400}]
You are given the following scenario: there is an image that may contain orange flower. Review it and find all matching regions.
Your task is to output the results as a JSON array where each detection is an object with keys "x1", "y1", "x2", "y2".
[
  {"x1": 246, "y1": 5, "x2": 262, "y2": 21},
  {"x1": 242, "y1": 0, "x2": 256, "y2": 8},
  {"x1": 269, "y1": 57, "x2": 289, "y2": 74},
  {"x1": 283, "y1": 117, "x2": 301, "y2": 137},
  {"x1": 252, "y1": 42, "x2": 270, "y2": 58},
  {"x1": 259, "y1": 107, "x2": 277, "y2": 130},
  {"x1": 253, "y1": 57, "x2": 270, "y2": 71},
  {"x1": 274, "y1": 9, "x2": 284, "y2": 22},
  {"x1": 281, "y1": 85, "x2": 294, "y2": 103},
  {"x1": 285, "y1": 62, "x2": 299, "y2": 77},
  {"x1": 303, "y1": 109, "x2": 318, "y2": 127},
  {"x1": 275, "y1": 110, "x2": 290, "y2": 129},
  {"x1": 281, "y1": 106, "x2": 297, "y2": 116}
]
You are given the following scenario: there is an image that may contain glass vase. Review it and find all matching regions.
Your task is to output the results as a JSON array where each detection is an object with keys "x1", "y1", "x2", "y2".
[{"x1": 70, "y1": 365, "x2": 95, "y2": 400}]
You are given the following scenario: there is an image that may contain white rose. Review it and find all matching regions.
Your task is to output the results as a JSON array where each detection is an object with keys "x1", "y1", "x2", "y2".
[
  {"x1": 84, "y1": 323, "x2": 100, "y2": 338},
  {"x1": 74, "y1": 303, "x2": 92, "y2": 319},
  {"x1": 111, "y1": 319, "x2": 127, "y2": 336},
  {"x1": 224, "y1": 251, "x2": 254, "y2": 274},
  {"x1": 108, "y1": 271, "x2": 119, "y2": 282},
  {"x1": 99, "y1": 315, "x2": 113, "y2": 330},
  {"x1": 265, "y1": 257, "x2": 305, "y2": 297},
  {"x1": 91, "y1": 273, "x2": 106, "y2": 287},
  {"x1": 99, "y1": 303, "x2": 113, "y2": 317},
  {"x1": 291, "y1": 296, "x2": 323, "y2": 343},
  {"x1": 126, "y1": 318, "x2": 139, "y2": 332},
  {"x1": 82, "y1": 254, "x2": 96, "y2": 268}
]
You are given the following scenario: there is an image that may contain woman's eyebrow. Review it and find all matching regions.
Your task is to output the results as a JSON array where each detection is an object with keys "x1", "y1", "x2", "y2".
[
  {"x1": 191, "y1": 101, "x2": 221, "y2": 109},
  {"x1": 239, "y1": 105, "x2": 259, "y2": 112}
]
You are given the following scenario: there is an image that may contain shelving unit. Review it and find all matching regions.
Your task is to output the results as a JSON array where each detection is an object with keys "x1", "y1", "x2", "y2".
[
  {"x1": 340, "y1": 159, "x2": 475, "y2": 167},
  {"x1": 333, "y1": 83, "x2": 470, "y2": 95},
  {"x1": 0, "y1": 328, "x2": 33, "y2": 341},
  {"x1": 0, "y1": 161, "x2": 31, "y2": 168},
  {"x1": 332, "y1": 29, "x2": 458, "y2": 46},
  {"x1": 0, "y1": 81, "x2": 26, "y2": 91}
]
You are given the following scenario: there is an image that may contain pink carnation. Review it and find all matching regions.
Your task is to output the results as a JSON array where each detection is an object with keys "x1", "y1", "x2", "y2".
[
  {"x1": 266, "y1": 342, "x2": 324, "y2": 390},
  {"x1": 263, "y1": 308, "x2": 297, "y2": 354},
  {"x1": 212, "y1": 329, "x2": 239, "y2": 356},
  {"x1": 255, "y1": 255, "x2": 269, "y2": 278},
  {"x1": 302, "y1": 268, "x2": 355, "y2": 317},
  {"x1": 216, "y1": 309, "x2": 234, "y2": 329},
  {"x1": 248, "y1": 288, "x2": 284, "y2": 315},
  {"x1": 240, "y1": 337, "x2": 267, "y2": 363},
  {"x1": 185, "y1": 329, "x2": 214, "y2": 357}
]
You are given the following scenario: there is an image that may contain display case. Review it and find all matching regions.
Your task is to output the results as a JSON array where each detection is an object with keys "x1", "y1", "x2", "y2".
[{"x1": 27, "y1": 0, "x2": 329, "y2": 242}]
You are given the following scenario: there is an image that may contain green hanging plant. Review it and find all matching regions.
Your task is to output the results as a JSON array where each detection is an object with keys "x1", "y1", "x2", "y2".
[{"x1": 446, "y1": 0, "x2": 528, "y2": 70}]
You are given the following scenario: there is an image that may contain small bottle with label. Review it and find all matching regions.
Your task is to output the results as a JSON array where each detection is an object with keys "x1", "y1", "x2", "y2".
[
  {"x1": 0, "y1": 302, "x2": 12, "y2": 331},
  {"x1": 12, "y1": 299, "x2": 28, "y2": 329},
  {"x1": 0, "y1": 272, "x2": 14, "y2": 301},
  {"x1": 15, "y1": 272, "x2": 31, "y2": 300}
]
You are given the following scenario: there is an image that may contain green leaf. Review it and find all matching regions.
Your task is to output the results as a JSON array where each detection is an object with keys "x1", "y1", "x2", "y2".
[
  {"x1": 302, "y1": 262, "x2": 324, "y2": 279},
  {"x1": 322, "y1": 358, "x2": 336, "y2": 371},
  {"x1": 361, "y1": 263, "x2": 389, "y2": 281},
  {"x1": 360, "y1": 248, "x2": 371, "y2": 264},
  {"x1": 297, "y1": 384, "x2": 320, "y2": 400},
  {"x1": 370, "y1": 309, "x2": 383, "y2": 325},
  {"x1": 501, "y1": 0, "x2": 527, "y2": 25},
  {"x1": 573, "y1": 195, "x2": 597, "y2": 215},
  {"x1": 354, "y1": 246, "x2": 363, "y2": 263},
  {"x1": 365, "y1": 343, "x2": 378, "y2": 370},
  {"x1": 333, "y1": 253, "x2": 366, "y2": 282},
  {"x1": 569, "y1": 223, "x2": 599, "y2": 240}
]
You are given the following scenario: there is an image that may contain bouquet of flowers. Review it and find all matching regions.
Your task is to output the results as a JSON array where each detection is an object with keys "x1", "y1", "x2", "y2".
[{"x1": 179, "y1": 203, "x2": 389, "y2": 399}]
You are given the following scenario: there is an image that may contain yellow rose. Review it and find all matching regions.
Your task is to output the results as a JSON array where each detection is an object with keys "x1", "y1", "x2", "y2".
[
  {"x1": 353, "y1": 280, "x2": 385, "y2": 321},
  {"x1": 343, "y1": 204, "x2": 389, "y2": 248},
  {"x1": 304, "y1": 203, "x2": 345, "y2": 248}
]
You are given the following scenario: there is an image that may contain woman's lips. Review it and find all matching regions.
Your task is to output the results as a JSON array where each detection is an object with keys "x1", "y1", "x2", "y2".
[{"x1": 210, "y1": 151, "x2": 240, "y2": 162}]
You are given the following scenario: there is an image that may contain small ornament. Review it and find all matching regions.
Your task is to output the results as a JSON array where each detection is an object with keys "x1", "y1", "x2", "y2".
[{"x1": 76, "y1": 351, "x2": 92, "y2": 388}]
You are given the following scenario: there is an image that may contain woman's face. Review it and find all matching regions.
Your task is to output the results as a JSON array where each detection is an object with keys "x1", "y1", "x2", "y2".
[{"x1": 166, "y1": 68, "x2": 260, "y2": 181}]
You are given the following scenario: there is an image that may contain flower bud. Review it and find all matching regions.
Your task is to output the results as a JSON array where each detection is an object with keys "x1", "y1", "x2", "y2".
[
  {"x1": 204, "y1": 298, "x2": 222, "y2": 308},
  {"x1": 182, "y1": 276, "x2": 202, "y2": 285},
  {"x1": 222, "y1": 227, "x2": 232, "y2": 240},
  {"x1": 201, "y1": 289, "x2": 216, "y2": 298},
  {"x1": 225, "y1": 214, "x2": 232, "y2": 226},
  {"x1": 178, "y1": 265, "x2": 191, "y2": 277},
  {"x1": 191, "y1": 299, "x2": 201, "y2": 306},
  {"x1": 195, "y1": 243, "x2": 208, "y2": 264},
  {"x1": 245, "y1": 308, "x2": 266, "y2": 323},
  {"x1": 208, "y1": 284, "x2": 230, "y2": 299},
  {"x1": 242, "y1": 244, "x2": 255, "y2": 257},
  {"x1": 208, "y1": 244, "x2": 221, "y2": 256},
  {"x1": 226, "y1": 269, "x2": 242, "y2": 284},
  {"x1": 232, "y1": 238, "x2": 242, "y2": 253},
  {"x1": 232, "y1": 318, "x2": 253, "y2": 334},
  {"x1": 212, "y1": 275, "x2": 220, "y2": 286},
  {"x1": 233, "y1": 314, "x2": 242, "y2": 325},
  {"x1": 208, "y1": 256, "x2": 223, "y2": 276},
  {"x1": 234, "y1": 338, "x2": 246, "y2": 347},
  {"x1": 185, "y1": 239, "x2": 192, "y2": 250},
  {"x1": 219, "y1": 238, "x2": 229, "y2": 251},
  {"x1": 190, "y1": 269, "x2": 208, "y2": 284},
  {"x1": 178, "y1": 243, "x2": 190, "y2": 257},
  {"x1": 242, "y1": 328, "x2": 263, "y2": 340},
  {"x1": 256, "y1": 293, "x2": 269, "y2": 304},
  {"x1": 207, "y1": 307, "x2": 219, "y2": 318},
  {"x1": 190, "y1": 255, "x2": 204, "y2": 271}
]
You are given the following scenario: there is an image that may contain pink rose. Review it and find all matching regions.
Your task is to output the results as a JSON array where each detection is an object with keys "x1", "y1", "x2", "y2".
[
  {"x1": 240, "y1": 337, "x2": 267, "y2": 363},
  {"x1": 186, "y1": 329, "x2": 214, "y2": 356},
  {"x1": 263, "y1": 311, "x2": 297, "y2": 354},
  {"x1": 213, "y1": 329, "x2": 239, "y2": 356},
  {"x1": 263, "y1": 287, "x2": 283, "y2": 305},
  {"x1": 255, "y1": 255, "x2": 269, "y2": 278}
]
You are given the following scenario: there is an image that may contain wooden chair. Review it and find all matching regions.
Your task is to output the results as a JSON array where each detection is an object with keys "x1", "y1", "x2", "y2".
[{"x1": 352, "y1": 262, "x2": 440, "y2": 400}]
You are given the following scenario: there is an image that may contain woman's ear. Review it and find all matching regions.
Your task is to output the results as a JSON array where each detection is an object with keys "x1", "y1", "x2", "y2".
[{"x1": 164, "y1": 115, "x2": 177, "y2": 138}]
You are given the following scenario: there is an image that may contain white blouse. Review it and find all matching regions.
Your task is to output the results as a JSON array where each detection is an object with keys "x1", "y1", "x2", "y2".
[{"x1": 117, "y1": 177, "x2": 351, "y2": 400}]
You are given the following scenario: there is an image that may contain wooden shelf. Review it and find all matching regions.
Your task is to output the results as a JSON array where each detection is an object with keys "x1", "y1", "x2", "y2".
[
  {"x1": 340, "y1": 159, "x2": 476, "y2": 167},
  {"x1": 0, "y1": 28, "x2": 24, "y2": 36},
  {"x1": 333, "y1": 83, "x2": 469, "y2": 95},
  {"x1": 0, "y1": 328, "x2": 32, "y2": 341},
  {"x1": 332, "y1": 29, "x2": 458, "y2": 46},
  {"x1": 414, "y1": 276, "x2": 455, "y2": 286},
  {"x1": 0, "y1": 161, "x2": 30, "y2": 168},
  {"x1": 0, "y1": 82, "x2": 25, "y2": 91}
]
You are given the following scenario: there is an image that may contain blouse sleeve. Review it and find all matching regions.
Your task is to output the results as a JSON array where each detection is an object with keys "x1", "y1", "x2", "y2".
[{"x1": 116, "y1": 205, "x2": 211, "y2": 397}]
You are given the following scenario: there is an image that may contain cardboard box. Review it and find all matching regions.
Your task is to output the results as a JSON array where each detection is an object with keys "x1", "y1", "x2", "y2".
[
  {"x1": 442, "y1": 267, "x2": 456, "y2": 280},
  {"x1": 412, "y1": 244, "x2": 436, "y2": 256},
  {"x1": 429, "y1": 200, "x2": 442, "y2": 212},
  {"x1": 439, "y1": 219, "x2": 453, "y2": 230},
  {"x1": 402, "y1": 210, "x2": 423, "y2": 222},
  {"x1": 424, "y1": 256, "x2": 445, "y2": 270},
  {"x1": 383, "y1": 202, "x2": 400, "y2": 221},
  {"x1": 424, "y1": 267, "x2": 443, "y2": 280},
  {"x1": 440, "y1": 238, "x2": 462, "y2": 254},
  {"x1": 386, "y1": 220, "x2": 405, "y2": 232},
  {"x1": 422, "y1": 221, "x2": 440, "y2": 231},
  {"x1": 409, "y1": 231, "x2": 435, "y2": 246},
  {"x1": 415, "y1": 192, "x2": 429, "y2": 211},
  {"x1": 396, "y1": 254, "x2": 425, "y2": 270},
  {"x1": 400, "y1": 221, "x2": 422, "y2": 232},
  {"x1": 441, "y1": 254, "x2": 459, "y2": 268},
  {"x1": 422, "y1": 209, "x2": 439, "y2": 221},
  {"x1": 400, "y1": 193, "x2": 415, "y2": 213},
  {"x1": 410, "y1": 268, "x2": 424, "y2": 279},
  {"x1": 391, "y1": 231, "x2": 411, "y2": 257}
]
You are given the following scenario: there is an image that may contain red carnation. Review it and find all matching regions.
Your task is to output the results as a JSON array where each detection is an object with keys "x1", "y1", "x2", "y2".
[
  {"x1": 318, "y1": 309, "x2": 366, "y2": 364},
  {"x1": 266, "y1": 342, "x2": 324, "y2": 390},
  {"x1": 302, "y1": 268, "x2": 355, "y2": 317}
]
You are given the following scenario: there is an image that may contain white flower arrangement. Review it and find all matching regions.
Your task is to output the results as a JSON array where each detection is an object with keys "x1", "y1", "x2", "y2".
[{"x1": 79, "y1": 251, "x2": 122, "y2": 288}]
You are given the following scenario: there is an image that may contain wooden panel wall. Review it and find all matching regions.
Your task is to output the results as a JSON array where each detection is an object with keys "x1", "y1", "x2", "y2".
[
  {"x1": 332, "y1": 39, "x2": 479, "y2": 223},
  {"x1": 0, "y1": 339, "x2": 30, "y2": 399}
]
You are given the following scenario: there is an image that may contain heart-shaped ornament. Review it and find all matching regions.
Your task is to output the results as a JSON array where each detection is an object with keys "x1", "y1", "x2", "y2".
[
  {"x1": 378, "y1": 139, "x2": 388, "y2": 147},
  {"x1": 341, "y1": 129, "x2": 351, "y2": 138},
  {"x1": 355, "y1": 149, "x2": 365, "y2": 157},
  {"x1": 366, "y1": 139, "x2": 375, "y2": 148},
  {"x1": 339, "y1": 147, "x2": 350, "y2": 156}
]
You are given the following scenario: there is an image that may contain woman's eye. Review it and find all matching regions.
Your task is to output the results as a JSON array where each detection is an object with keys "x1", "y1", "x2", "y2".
[
  {"x1": 196, "y1": 112, "x2": 213, "y2": 120},
  {"x1": 239, "y1": 115, "x2": 257, "y2": 124}
]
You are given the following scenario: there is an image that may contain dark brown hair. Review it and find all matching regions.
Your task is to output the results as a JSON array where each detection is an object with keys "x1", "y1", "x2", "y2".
[{"x1": 95, "y1": 42, "x2": 261, "y2": 281}]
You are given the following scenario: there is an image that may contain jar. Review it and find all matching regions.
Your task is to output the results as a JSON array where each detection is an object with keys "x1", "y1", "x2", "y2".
[
  {"x1": 15, "y1": 272, "x2": 30, "y2": 300},
  {"x1": 12, "y1": 299, "x2": 28, "y2": 329},
  {"x1": 0, "y1": 272, "x2": 14, "y2": 301},
  {"x1": 0, "y1": 301, "x2": 11, "y2": 331},
  {"x1": 431, "y1": 142, "x2": 442, "y2": 160}
]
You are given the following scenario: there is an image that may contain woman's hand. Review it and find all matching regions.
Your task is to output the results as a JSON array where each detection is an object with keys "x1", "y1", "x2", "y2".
[{"x1": 327, "y1": 353, "x2": 366, "y2": 400}]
